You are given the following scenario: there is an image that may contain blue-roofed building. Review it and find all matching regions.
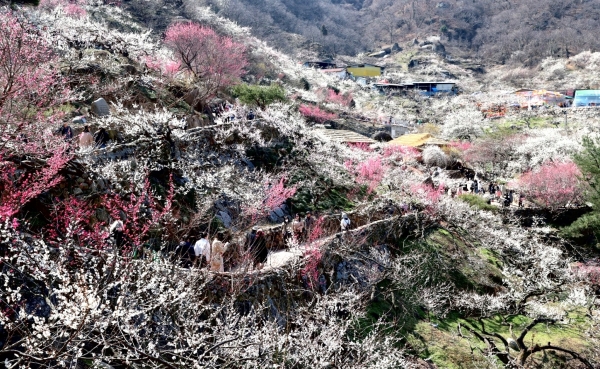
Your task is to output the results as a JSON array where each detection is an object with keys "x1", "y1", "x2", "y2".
[{"x1": 573, "y1": 90, "x2": 600, "y2": 107}]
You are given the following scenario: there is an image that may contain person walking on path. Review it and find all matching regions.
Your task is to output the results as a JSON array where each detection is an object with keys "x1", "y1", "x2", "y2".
[
  {"x1": 210, "y1": 232, "x2": 229, "y2": 272},
  {"x1": 245, "y1": 227, "x2": 257, "y2": 248},
  {"x1": 282, "y1": 216, "x2": 292, "y2": 243},
  {"x1": 79, "y1": 125, "x2": 94, "y2": 148},
  {"x1": 253, "y1": 229, "x2": 268, "y2": 269},
  {"x1": 176, "y1": 237, "x2": 194, "y2": 267},
  {"x1": 194, "y1": 232, "x2": 210, "y2": 267},
  {"x1": 519, "y1": 193, "x2": 525, "y2": 208},
  {"x1": 340, "y1": 213, "x2": 351, "y2": 232},
  {"x1": 94, "y1": 127, "x2": 109, "y2": 148},
  {"x1": 292, "y1": 214, "x2": 304, "y2": 240},
  {"x1": 303, "y1": 211, "x2": 315, "y2": 240},
  {"x1": 109, "y1": 219, "x2": 124, "y2": 248},
  {"x1": 60, "y1": 122, "x2": 74, "y2": 141}
]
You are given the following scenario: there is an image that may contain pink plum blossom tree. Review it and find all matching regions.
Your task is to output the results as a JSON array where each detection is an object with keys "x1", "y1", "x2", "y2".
[
  {"x1": 519, "y1": 161, "x2": 583, "y2": 209},
  {"x1": 298, "y1": 104, "x2": 337, "y2": 123},
  {"x1": 165, "y1": 22, "x2": 247, "y2": 106}
]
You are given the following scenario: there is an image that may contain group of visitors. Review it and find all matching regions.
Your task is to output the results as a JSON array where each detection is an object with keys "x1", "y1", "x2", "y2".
[
  {"x1": 110, "y1": 210, "x2": 355, "y2": 273},
  {"x1": 59, "y1": 123, "x2": 110, "y2": 149},
  {"x1": 176, "y1": 228, "x2": 269, "y2": 272},
  {"x1": 285, "y1": 211, "x2": 317, "y2": 242},
  {"x1": 450, "y1": 174, "x2": 526, "y2": 208},
  {"x1": 191, "y1": 232, "x2": 230, "y2": 272}
]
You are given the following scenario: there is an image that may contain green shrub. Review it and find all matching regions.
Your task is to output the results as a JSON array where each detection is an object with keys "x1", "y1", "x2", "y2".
[
  {"x1": 458, "y1": 194, "x2": 497, "y2": 212},
  {"x1": 230, "y1": 83, "x2": 286, "y2": 109}
]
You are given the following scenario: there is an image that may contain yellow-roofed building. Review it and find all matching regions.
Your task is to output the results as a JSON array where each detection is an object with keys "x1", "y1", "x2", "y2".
[
  {"x1": 346, "y1": 64, "x2": 384, "y2": 77},
  {"x1": 388, "y1": 133, "x2": 447, "y2": 148}
]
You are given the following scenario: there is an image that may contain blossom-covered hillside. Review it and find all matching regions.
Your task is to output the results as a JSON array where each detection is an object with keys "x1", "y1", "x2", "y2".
[{"x1": 1, "y1": 2, "x2": 600, "y2": 369}]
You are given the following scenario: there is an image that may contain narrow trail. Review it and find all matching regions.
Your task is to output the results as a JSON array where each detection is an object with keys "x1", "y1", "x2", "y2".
[{"x1": 251, "y1": 215, "x2": 404, "y2": 273}]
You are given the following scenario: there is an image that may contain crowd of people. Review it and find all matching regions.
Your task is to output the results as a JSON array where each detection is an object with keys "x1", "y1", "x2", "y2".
[
  {"x1": 122, "y1": 211, "x2": 355, "y2": 273},
  {"x1": 59, "y1": 122, "x2": 110, "y2": 149},
  {"x1": 449, "y1": 171, "x2": 525, "y2": 208}
]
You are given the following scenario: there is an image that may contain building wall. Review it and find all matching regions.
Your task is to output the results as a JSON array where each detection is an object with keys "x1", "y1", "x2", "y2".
[
  {"x1": 347, "y1": 66, "x2": 382, "y2": 77},
  {"x1": 573, "y1": 90, "x2": 600, "y2": 107}
]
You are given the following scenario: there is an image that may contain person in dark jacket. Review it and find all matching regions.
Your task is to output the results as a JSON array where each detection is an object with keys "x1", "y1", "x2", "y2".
[
  {"x1": 94, "y1": 127, "x2": 109, "y2": 148},
  {"x1": 60, "y1": 123, "x2": 73, "y2": 141},
  {"x1": 253, "y1": 229, "x2": 268, "y2": 269},
  {"x1": 303, "y1": 211, "x2": 315, "y2": 240},
  {"x1": 282, "y1": 216, "x2": 292, "y2": 242},
  {"x1": 245, "y1": 227, "x2": 258, "y2": 249},
  {"x1": 176, "y1": 237, "x2": 194, "y2": 267}
]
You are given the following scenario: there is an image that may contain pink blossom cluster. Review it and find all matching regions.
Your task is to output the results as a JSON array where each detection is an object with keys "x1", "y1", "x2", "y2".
[
  {"x1": 103, "y1": 177, "x2": 175, "y2": 251},
  {"x1": 45, "y1": 197, "x2": 107, "y2": 249},
  {"x1": 39, "y1": 0, "x2": 87, "y2": 18},
  {"x1": 448, "y1": 140, "x2": 473, "y2": 152},
  {"x1": 242, "y1": 176, "x2": 297, "y2": 222},
  {"x1": 164, "y1": 22, "x2": 247, "y2": 99},
  {"x1": 325, "y1": 89, "x2": 353, "y2": 107},
  {"x1": 298, "y1": 104, "x2": 337, "y2": 123},
  {"x1": 574, "y1": 262, "x2": 600, "y2": 286},
  {"x1": 301, "y1": 216, "x2": 327, "y2": 288},
  {"x1": 0, "y1": 11, "x2": 68, "y2": 154},
  {"x1": 264, "y1": 176, "x2": 297, "y2": 210},
  {"x1": 143, "y1": 55, "x2": 181, "y2": 77},
  {"x1": 345, "y1": 157, "x2": 386, "y2": 193},
  {"x1": 383, "y1": 145, "x2": 420, "y2": 160},
  {"x1": 348, "y1": 142, "x2": 373, "y2": 152},
  {"x1": 410, "y1": 183, "x2": 446, "y2": 204},
  {"x1": 519, "y1": 161, "x2": 583, "y2": 209},
  {"x1": 0, "y1": 148, "x2": 71, "y2": 222}
]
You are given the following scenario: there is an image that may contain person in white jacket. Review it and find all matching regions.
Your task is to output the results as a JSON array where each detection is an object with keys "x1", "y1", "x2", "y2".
[
  {"x1": 194, "y1": 232, "x2": 210, "y2": 267},
  {"x1": 340, "y1": 213, "x2": 351, "y2": 232}
]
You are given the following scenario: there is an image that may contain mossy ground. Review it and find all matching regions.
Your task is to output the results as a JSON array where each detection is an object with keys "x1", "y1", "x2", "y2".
[
  {"x1": 397, "y1": 229, "x2": 593, "y2": 368},
  {"x1": 459, "y1": 193, "x2": 498, "y2": 212},
  {"x1": 407, "y1": 311, "x2": 592, "y2": 369},
  {"x1": 353, "y1": 226, "x2": 594, "y2": 367}
]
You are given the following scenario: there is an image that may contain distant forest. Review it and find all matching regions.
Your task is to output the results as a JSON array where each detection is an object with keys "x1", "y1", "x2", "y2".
[{"x1": 128, "y1": 0, "x2": 600, "y2": 65}]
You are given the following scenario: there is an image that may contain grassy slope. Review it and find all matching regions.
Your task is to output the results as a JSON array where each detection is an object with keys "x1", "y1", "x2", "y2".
[
  {"x1": 409, "y1": 312, "x2": 591, "y2": 369},
  {"x1": 395, "y1": 228, "x2": 592, "y2": 368}
]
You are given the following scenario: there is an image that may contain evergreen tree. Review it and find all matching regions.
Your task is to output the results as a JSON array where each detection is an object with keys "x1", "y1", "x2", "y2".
[
  {"x1": 231, "y1": 84, "x2": 286, "y2": 109},
  {"x1": 562, "y1": 136, "x2": 600, "y2": 246}
]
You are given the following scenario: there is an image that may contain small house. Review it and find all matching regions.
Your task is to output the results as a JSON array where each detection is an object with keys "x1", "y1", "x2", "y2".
[
  {"x1": 371, "y1": 83, "x2": 406, "y2": 94},
  {"x1": 316, "y1": 129, "x2": 376, "y2": 144},
  {"x1": 347, "y1": 64, "x2": 384, "y2": 77},
  {"x1": 409, "y1": 82, "x2": 456, "y2": 94},
  {"x1": 388, "y1": 133, "x2": 447, "y2": 148},
  {"x1": 573, "y1": 90, "x2": 600, "y2": 107},
  {"x1": 302, "y1": 61, "x2": 337, "y2": 69},
  {"x1": 372, "y1": 82, "x2": 457, "y2": 95},
  {"x1": 514, "y1": 89, "x2": 569, "y2": 108},
  {"x1": 388, "y1": 124, "x2": 412, "y2": 138}
]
